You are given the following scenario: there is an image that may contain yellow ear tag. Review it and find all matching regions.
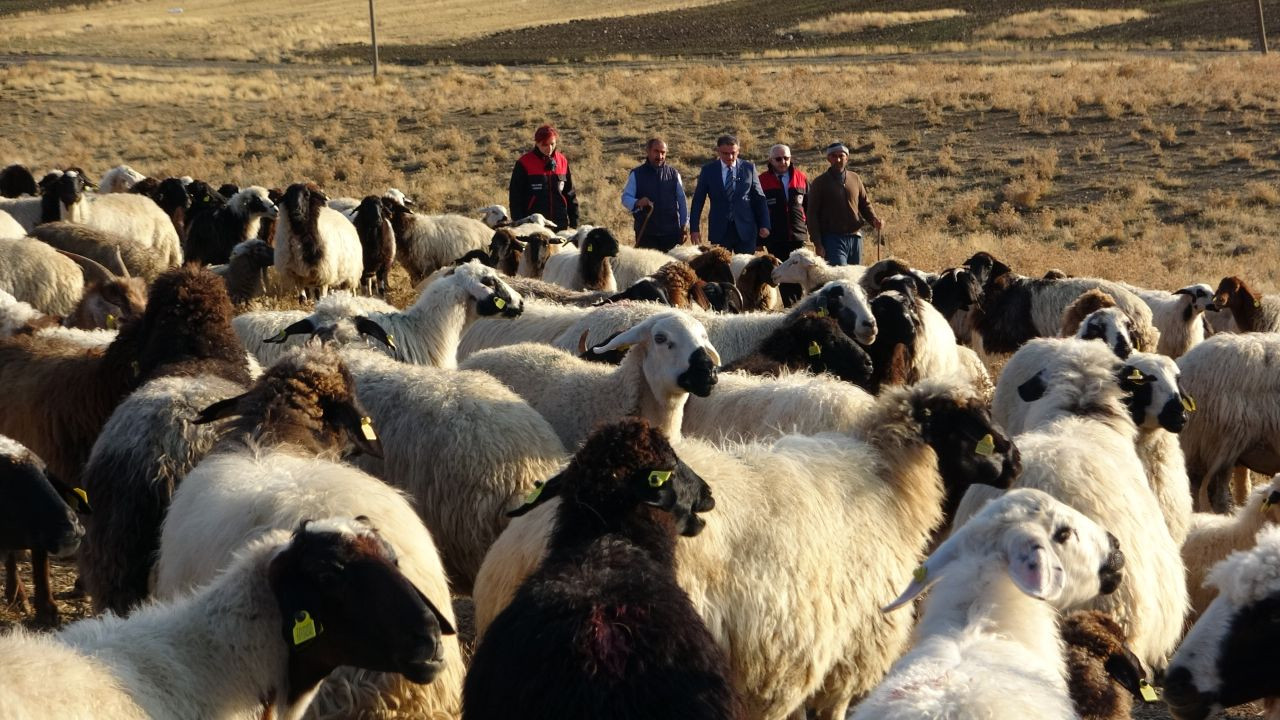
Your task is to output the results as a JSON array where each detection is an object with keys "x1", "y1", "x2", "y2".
[
  {"x1": 106, "y1": 314, "x2": 116, "y2": 330},
  {"x1": 1263, "y1": 497, "x2": 1273, "y2": 513},
  {"x1": 524, "y1": 481, "x2": 544, "y2": 504},
  {"x1": 73, "y1": 488, "x2": 89, "y2": 506},
  {"x1": 1127, "y1": 368, "x2": 1144, "y2": 382},
  {"x1": 385, "y1": 332, "x2": 396, "y2": 349},
  {"x1": 912, "y1": 565, "x2": 927, "y2": 583},
  {"x1": 647, "y1": 470, "x2": 673, "y2": 488},
  {"x1": 1255, "y1": 300, "x2": 1263, "y2": 308},
  {"x1": 1181, "y1": 394, "x2": 1196, "y2": 412},
  {"x1": 360, "y1": 416, "x2": 377, "y2": 441},
  {"x1": 816, "y1": 307, "x2": 828, "y2": 318},
  {"x1": 586, "y1": 244, "x2": 593, "y2": 252},
  {"x1": 975, "y1": 434, "x2": 995, "y2": 457},
  {"x1": 808, "y1": 341, "x2": 822, "y2": 357},
  {"x1": 1139, "y1": 679, "x2": 1158, "y2": 703},
  {"x1": 494, "y1": 297, "x2": 506, "y2": 309},
  {"x1": 292, "y1": 611, "x2": 319, "y2": 646}
]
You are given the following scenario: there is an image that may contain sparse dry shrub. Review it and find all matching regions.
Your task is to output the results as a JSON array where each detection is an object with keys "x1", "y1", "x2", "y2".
[
  {"x1": 1243, "y1": 181, "x2": 1280, "y2": 207},
  {"x1": 946, "y1": 192, "x2": 984, "y2": 230},
  {"x1": 985, "y1": 202, "x2": 1025, "y2": 235},
  {"x1": 1227, "y1": 142, "x2": 1257, "y2": 165},
  {"x1": 936, "y1": 145, "x2": 961, "y2": 175}
]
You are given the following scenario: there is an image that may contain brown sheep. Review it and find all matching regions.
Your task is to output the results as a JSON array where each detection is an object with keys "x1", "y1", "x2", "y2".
[
  {"x1": 1061, "y1": 610, "x2": 1148, "y2": 720},
  {"x1": 1059, "y1": 289, "x2": 1118, "y2": 336},
  {"x1": 687, "y1": 245, "x2": 735, "y2": 285},
  {"x1": 649, "y1": 261, "x2": 697, "y2": 308},
  {"x1": 736, "y1": 253, "x2": 782, "y2": 311},
  {"x1": 1213, "y1": 275, "x2": 1280, "y2": 333},
  {"x1": 488, "y1": 227, "x2": 524, "y2": 276}
]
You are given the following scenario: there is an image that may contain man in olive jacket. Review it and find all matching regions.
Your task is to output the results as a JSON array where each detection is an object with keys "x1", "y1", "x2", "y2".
[{"x1": 805, "y1": 141, "x2": 884, "y2": 266}]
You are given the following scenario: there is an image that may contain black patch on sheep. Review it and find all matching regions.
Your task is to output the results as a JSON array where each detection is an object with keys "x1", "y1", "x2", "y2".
[
  {"x1": 217, "y1": 183, "x2": 240, "y2": 199},
  {"x1": 0, "y1": 164, "x2": 38, "y2": 198},
  {"x1": 697, "y1": 281, "x2": 744, "y2": 313},
  {"x1": 150, "y1": 178, "x2": 192, "y2": 214},
  {"x1": 487, "y1": 228, "x2": 523, "y2": 275},
  {"x1": 814, "y1": 284, "x2": 876, "y2": 344},
  {"x1": 1017, "y1": 372, "x2": 1047, "y2": 402},
  {"x1": 0, "y1": 455, "x2": 84, "y2": 561},
  {"x1": 1079, "y1": 313, "x2": 1134, "y2": 360},
  {"x1": 962, "y1": 251, "x2": 1011, "y2": 287},
  {"x1": 974, "y1": 273, "x2": 1039, "y2": 354},
  {"x1": 353, "y1": 316, "x2": 396, "y2": 350},
  {"x1": 186, "y1": 189, "x2": 275, "y2": 266},
  {"x1": 1116, "y1": 367, "x2": 1188, "y2": 432},
  {"x1": 1099, "y1": 532, "x2": 1124, "y2": 596},
  {"x1": 41, "y1": 171, "x2": 87, "y2": 224},
  {"x1": 723, "y1": 312, "x2": 874, "y2": 388},
  {"x1": 865, "y1": 290, "x2": 920, "y2": 393},
  {"x1": 604, "y1": 278, "x2": 670, "y2": 306},
  {"x1": 1167, "y1": 594, "x2": 1280, "y2": 717},
  {"x1": 475, "y1": 273, "x2": 523, "y2": 318},
  {"x1": 473, "y1": 419, "x2": 739, "y2": 720},
  {"x1": 913, "y1": 395, "x2": 1020, "y2": 527},
  {"x1": 281, "y1": 183, "x2": 328, "y2": 267},
  {"x1": 351, "y1": 195, "x2": 396, "y2": 295},
  {"x1": 185, "y1": 180, "x2": 227, "y2": 221},
  {"x1": 928, "y1": 267, "x2": 981, "y2": 323},
  {"x1": 269, "y1": 522, "x2": 453, "y2": 696},
  {"x1": 578, "y1": 227, "x2": 620, "y2": 291},
  {"x1": 677, "y1": 347, "x2": 718, "y2": 398},
  {"x1": 453, "y1": 249, "x2": 495, "y2": 267},
  {"x1": 579, "y1": 331, "x2": 628, "y2": 365}
]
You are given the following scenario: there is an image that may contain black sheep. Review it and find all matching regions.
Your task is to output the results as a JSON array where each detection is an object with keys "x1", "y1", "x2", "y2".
[
  {"x1": 463, "y1": 419, "x2": 741, "y2": 720},
  {"x1": 184, "y1": 186, "x2": 278, "y2": 266},
  {"x1": 0, "y1": 163, "x2": 38, "y2": 198},
  {"x1": 350, "y1": 195, "x2": 397, "y2": 296},
  {"x1": 865, "y1": 288, "x2": 921, "y2": 393},
  {"x1": 723, "y1": 311, "x2": 874, "y2": 388}
]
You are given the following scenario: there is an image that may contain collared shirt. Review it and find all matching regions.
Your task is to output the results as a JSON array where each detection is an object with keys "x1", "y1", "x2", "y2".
[{"x1": 778, "y1": 170, "x2": 791, "y2": 197}]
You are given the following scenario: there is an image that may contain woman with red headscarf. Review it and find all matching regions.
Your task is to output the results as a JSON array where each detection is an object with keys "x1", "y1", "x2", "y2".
[{"x1": 509, "y1": 124, "x2": 579, "y2": 231}]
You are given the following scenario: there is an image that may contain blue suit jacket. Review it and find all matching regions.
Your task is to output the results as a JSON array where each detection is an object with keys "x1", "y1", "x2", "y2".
[{"x1": 690, "y1": 158, "x2": 771, "y2": 246}]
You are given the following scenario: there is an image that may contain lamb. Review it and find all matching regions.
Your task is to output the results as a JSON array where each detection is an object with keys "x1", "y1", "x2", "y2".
[
  {"x1": 1061, "y1": 611, "x2": 1148, "y2": 720},
  {"x1": 1, "y1": 435, "x2": 87, "y2": 625},
  {"x1": 98, "y1": 164, "x2": 146, "y2": 193},
  {"x1": 338, "y1": 347, "x2": 566, "y2": 593},
  {"x1": 387, "y1": 202, "x2": 495, "y2": 284},
  {"x1": 150, "y1": 348, "x2": 463, "y2": 719},
  {"x1": 1127, "y1": 282, "x2": 1218, "y2": 358},
  {"x1": 1060, "y1": 291, "x2": 1137, "y2": 359},
  {"x1": 1164, "y1": 527, "x2": 1280, "y2": 720},
  {"x1": 1182, "y1": 475, "x2": 1280, "y2": 619},
  {"x1": 1177, "y1": 332, "x2": 1280, "y2": 512},
  {"x1": 1211, "y1": 274, "x2": 1280, "y2": 333},
  {"x1": 274, "y1": 182, "x2": 363, "y2": 299},
  {"x1": 239, "y1": 260, "x2": 523, "y2": 368},
  {"x1": 349, "y1": 195, "x2": 396, "y2": 296},
  {"x1": 464, "y1": 419, "x2": 740, "y2": 720},
  {"x1": 184, "y1": 185, "x2": 278, "y2": 266},
  {"x1": 0, "y1": 267, "x2": 252, "y2": 484},
  {"x1": 852, "y1": 488, "x2": 1125, "y2": 720},
  {"x1": 771, "y1": 247, "x2": 865, "y2": 293},
  {"x1": 0, "y1": 519, "x2": 453, "y2": 720},
  {"x1": 47, "y1": 170, "x2": 184, "y2": 268},
  {"x1": 1002, "y1": 339, "x2": 1189, "y2": 671},
  {"x1": 612, "y1": 243, "x2": 682, "y2": 289},
  {"x1": 211, "y1": 238, "x2": 275, "y2": 303},
  {"x1": 471, "y1": 379, "x2": 1020, "y2": 720},
  {"x1": 681, "y1": 368, "x2": 875, "y2": 442},
  {"x1": 541, "y1": 227, "x2": 620, "y2": 292},
  {"x1": 460, "y1": 311, "x2": 719, "y2": 447},
  {"x1": 513, "y1": 230, "x2": 561, "y2": 279},
  {"x1": 735, "y1": 253, "x2": 782, "y2": 311},
  {"x1": 0, "y1": 164, "x2": 37, "y2": 198},
  {"x1": 30, "y1": 220, "x2": 168, "y2": 280},
  {"x1": 721, "y1": 311, "x2": 873, "y2": 387}
]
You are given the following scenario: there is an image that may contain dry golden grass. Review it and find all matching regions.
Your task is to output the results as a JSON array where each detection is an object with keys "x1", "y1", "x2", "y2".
[
  {"x1": 975, "y1": 9, "x2": 1151, "y2": 40},
  {"x1": 0, "y1": 0, "x2": 730, "y2": 61},
  {"x1": 784, "y1": 10, "x2": 968, "y2": 36},
  {"x1": 2, "y1": 52, "x2": 1279, "y2": 294}
]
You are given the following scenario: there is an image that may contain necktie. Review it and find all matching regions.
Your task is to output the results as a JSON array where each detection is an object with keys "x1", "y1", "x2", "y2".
[{"x1": 724, "y1": 164, "x2": 735, "y2": 197}]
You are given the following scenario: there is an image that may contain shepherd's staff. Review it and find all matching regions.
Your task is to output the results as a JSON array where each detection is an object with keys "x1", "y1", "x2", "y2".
[{"x1": 634, "y1": 204, "x2": 655, "y2": 246}]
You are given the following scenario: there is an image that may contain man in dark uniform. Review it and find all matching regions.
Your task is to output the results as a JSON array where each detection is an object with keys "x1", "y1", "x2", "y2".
[{"x1": 758, "y1": 143, "x2": 809, "y2": 305}]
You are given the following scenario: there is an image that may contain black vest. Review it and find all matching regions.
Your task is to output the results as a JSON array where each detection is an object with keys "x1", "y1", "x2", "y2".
[{"x1": 632, "y1": 162, "x2": 681, "y2": 237}]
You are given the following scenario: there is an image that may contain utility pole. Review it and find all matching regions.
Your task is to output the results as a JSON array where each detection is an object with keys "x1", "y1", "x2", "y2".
[
  {"x1": 1257, "y1": 0, "x2": 1269, "y2": 54},
  {"x1": 369, "y1": 0, "x2": 380, "y2": 78}
]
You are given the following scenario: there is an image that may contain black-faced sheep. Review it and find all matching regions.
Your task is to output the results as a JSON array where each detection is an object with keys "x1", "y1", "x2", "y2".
[
  {"x1": 274, "y1": 182, "x2": 362, "y2": 299},
  {"x1": 463, "y1": 419, "x2": 740, "y2": 720},
  {"x1": 929, "y1": 266, "x2": 983, "y2": 344},
  {"x1": 131, "y1": 176, "x2": 191, "y2": 242},
  {"x1": 184, "y1": 185, "x2": 278, "y2": 266},
  {"x1": 541, "y1": 227, "x2": 620, "y2": 291},
  {"x1": 722, "y1": 311, "x2": 874, "y2": 387},
  {"x1": 350, "y1": 195, "x2": 397, "y2": 296}
]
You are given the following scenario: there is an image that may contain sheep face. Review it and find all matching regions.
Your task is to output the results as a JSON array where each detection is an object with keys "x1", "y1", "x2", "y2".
[
  {"x1": 1212, "y1": 276, "x2": 1249, "y2": 310},
  {"x1": 606, "y1": 278, "x2": 670, "y2": 306},
  {"x1": 929, "y1": 267, "x2": 981, "y2": 322},
  {"x1": 152, "y1": 177, "x2": 192, "y2": 212},
  {"x1": 771, "y1": 248, "x2": 820, "y2": 287},
  {"x1": 962, "y1": 251, "x2": 1012, "y2": 288},
  {"x1": 1077, "y1": 307, "x2": 1135, "y2": 359},
  {"x1": 581, "y1": 227, "x2": 620, "y2": 257},
  {"x1": 282, "y1": 182, "x2": 327, "y2": 229},
  {"x1": 596, "y1": 312, "x2": 720, "y2": 398},
  {"x1": 488, "y1": 228, "x2": 524, "y2": 275},
  {"x1": 1116, "y1": 352, "x2": 1190, "y2": 432},
  {"x1": 1164, "y1": 525, "x2": 1280, "y2": 720},
  {"x1": 886, "y1": 488, "x2": 1124, "y2": 613},
  {"x1": 0, "y1": 163, "x2": 38, "y2": 198},
  {"x1": 233, "y1": 186, "x2": 279, "y2": 220},
  {"x1": 477, "y1": 204, "x2": 511, "y2": 228},
  {"x1": 776, "y1": 313, "x2": 873, "y2": 386},
  {"x1": 913, "y1": 388, "x2": 1020, "y2": 524},
  {"x1": 51, "y1": 170, "x2": 88, "y2": 209},
  {"x1": 269, "y1": 518, "x2": 455, "y2": 691},
  {"x1": 450, "y1": 261, "x2": 523, "y2": 317},
  {"x1": 815, "y1": 281, "x2": 877, "y2": 345},
  {"x1": 1174, "y1": 283, "x2": 1217, "y2": 317},
  {"x1": 0, "y1": 444, "x2": 85, "y2": 558}
]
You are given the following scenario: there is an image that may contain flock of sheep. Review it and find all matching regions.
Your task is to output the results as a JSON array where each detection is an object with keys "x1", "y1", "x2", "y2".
[{"x1": 1, "y1": 161, "x2": 1278, "y2": 720}]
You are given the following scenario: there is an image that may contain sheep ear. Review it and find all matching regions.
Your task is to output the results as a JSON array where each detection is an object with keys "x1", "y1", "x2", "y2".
[
  {"x1": 354, "y1": 316, "x2": 395, "y2": 350},
  {"x1": 45, "y1": 472, "x2": 93, "y2": 514},
  {"x1": 194, "y1": 394, "x2": 247, "y2": 424},
  {"x1": 704, "y1": 343, "x2": 721, "y2": 367},
  {"x1": 325, "y1": 401, "x2": 383, "y2": 459},
  {"x1": 882, "y1": 533, "x2": 963, "y2": 613},
  {"x1": 507, "y1": 470, "x2": 567, "y2": 517},
  {"x1": 596, "y1": 318, "x2": 654, "y2": 353},
  {"x1": 1017, "y1": 371, "x2": 1047, "y2": 402},
  {"x1": 413, "y1": 584, "x2": 457, "y2": 637},
  {"x1": 264, "y1": 318, "x2": 315, "y2": 343},
  {"x1": 1005, "y1": 528, "x2": 1065, "y2": 601},
  {"x1": 1104, "y1": 645, "x2": 1147, "y2": 700}
]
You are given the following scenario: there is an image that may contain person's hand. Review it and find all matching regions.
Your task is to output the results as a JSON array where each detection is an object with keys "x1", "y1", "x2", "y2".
[
  {"x1": 758, "y1": 227, "x2": 770, "y2": 239},
  {"x1": 690, "y1": 231, "x2": 701, "y2": 243},
  {"x1": 635, "y1": 197, "x2": 653, "y2": 210},
  {"x1": 873, "y1": 217, "x2": 884, "y2": 231}
]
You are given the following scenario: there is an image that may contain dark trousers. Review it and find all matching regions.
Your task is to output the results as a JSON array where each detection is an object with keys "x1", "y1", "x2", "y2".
[
  {"x1": 716, "y1": 222, "x2": 755, "y2": 254},
  {"x1": 637, "y1": 231, "x2": 683, "y2": 253}
]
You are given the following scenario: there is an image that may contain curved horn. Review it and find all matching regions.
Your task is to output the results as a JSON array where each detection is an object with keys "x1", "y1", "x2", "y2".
[
  {"x1": 56, "y1": 249, "x2": 116, "y2": 287},
  {"x1": 577, "y1": 329, "x2": 590, "y2": 355},
  {"x1": 263, "y1": 318, "x2": 316, "y2": 344},
  {"x1": 354, "y1": 316, "x2": 396, "y2": 350},
  {"x1": 111, "y1": 246, "x2": 130, "y2": 278}
]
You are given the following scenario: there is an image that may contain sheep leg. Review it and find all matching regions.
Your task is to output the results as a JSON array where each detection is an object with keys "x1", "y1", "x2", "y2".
[
  {"x1": 4, "y1": 551, "x2": 28, "y2": 611},
  {"x1": 1231, "y1": 466, "x2": 1253, "y2": 507},
  {"x1": 1205, "y1": 462, "x2": 1236, "y2": 514},
  {"x1": 31, "y1": 549, "x2": 58, "y2": 625}
]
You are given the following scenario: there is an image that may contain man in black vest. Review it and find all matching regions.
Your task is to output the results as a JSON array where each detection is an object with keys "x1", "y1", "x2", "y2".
[{"x1": 621, "y1": 137, "x2": 688, "y2": 251}]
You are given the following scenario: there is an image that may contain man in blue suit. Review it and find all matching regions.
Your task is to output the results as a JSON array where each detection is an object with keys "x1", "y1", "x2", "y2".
[{"x1": 689, "y1": 134, "x2": 770, "y2": 253}]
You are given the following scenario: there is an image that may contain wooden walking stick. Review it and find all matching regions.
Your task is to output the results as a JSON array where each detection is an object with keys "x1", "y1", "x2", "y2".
[
  {"x1": 635, "y1": 204, "x2": 655, "y2": 246},
  {"x1": 876, "y1": 226, "x2": 888, "y2": 262}
]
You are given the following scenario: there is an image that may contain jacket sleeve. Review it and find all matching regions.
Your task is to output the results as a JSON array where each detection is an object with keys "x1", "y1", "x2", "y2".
[
  {"x1": 675, "y1": 172, "x2": 689, "y2": 229},
  {"x1": 563, "y1": 164, "x2": 579, "y2": 228},
  {"x1": 621, "y1": 170, "x2": 638, "y2": 213},
  {"x1": 748, "y1": 166, "x2": 770, "y2": 231},
  {"x1": 509, "y1": 161, "x2": 528, "y2": 220},
  {"x1": 689, "y1": 167, "x2": 707, "y2": 234}
]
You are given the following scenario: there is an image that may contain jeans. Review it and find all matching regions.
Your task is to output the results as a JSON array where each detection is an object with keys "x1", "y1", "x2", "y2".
[
  {"x1": 822, "y1": 232, "x2": 863, "y2": 266},
  {"x1": 716, "y1": 222, "x2": 756, "y2": 254}
]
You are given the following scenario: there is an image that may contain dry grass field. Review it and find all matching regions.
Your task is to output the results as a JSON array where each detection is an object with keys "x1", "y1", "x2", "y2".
[{"x1": 2, "y1": 1, "x2": 1279, "y2": 717}]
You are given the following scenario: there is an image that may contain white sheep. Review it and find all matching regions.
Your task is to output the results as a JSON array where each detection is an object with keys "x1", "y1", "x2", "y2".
[
  {"x1": 1178, "y1": 331, "x2": 1280, "y2": 513},
  {"x1": 0, "y1": 196, "x2": 42, "y2": 234},
  {"x1": 0, "y1": 237, "x2": 86, "y2": 315},
  {"x1": 273, "y1": 182, "x2": 363, "y2": 299},
  {"x1": 611, "y1": 244, "x2": 676, "y2": 289},
  {"x1": 0, "y1": 209, "x2": 24, "y2": 239},
  {"x1": 540, "y1": 227, "x2": 619, "y2": 292},
  {"x1": 0, "y1": 519, "x2": 454, "y2": 720},
  {"x1": 1005, "y1": 339, "x2": 1189, "y2": 672},
  {"x1": 52, "y1": 171, "x2": 183, "y2": 267},
  {"x1": 97, "y1": 164, "x2": 146, "y2": 193},
  {"x1": 0, "y1": 288, "x2": 48, "y2": 336},
  {"x1": 457, "y1": 296, "x2": 596, "y2": 360},
  {"x1": 852, "y1": 488, "x2": 1125, "y2": 720},
  {"x1": 154, "y1": 453, "x2": 463, "y2": 720},
  {"x1": 1125, "y1": 282, "x2": 1217, "y2": 358},
  {"x1": 389, "y1": 209, "x2": 494, "y2": 285},
  {"x1": 477, "y1": 204, "x2": 510, "y2": 228},
  {"x1": 233, "y1": 292, "x2": 395, "y2": 368},
  {"x1": 771, "y1": 247, "x2": 865, "y2": 293},
  {"x1": 340, "y1": 347, "x2": 567, "y2": 593},
  {"x1": 471, "y1": 379, "x2": 1020, "y2": 720},
  {"x1": 460, "y1": 311, "x2": 719, "y2": 447},
  {"x1": 681, "y1": 368, "x2": 874, "y2": 441},
  {"x1": 1182, "y1": 475, "x2": 1280, "y2": 619}
]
